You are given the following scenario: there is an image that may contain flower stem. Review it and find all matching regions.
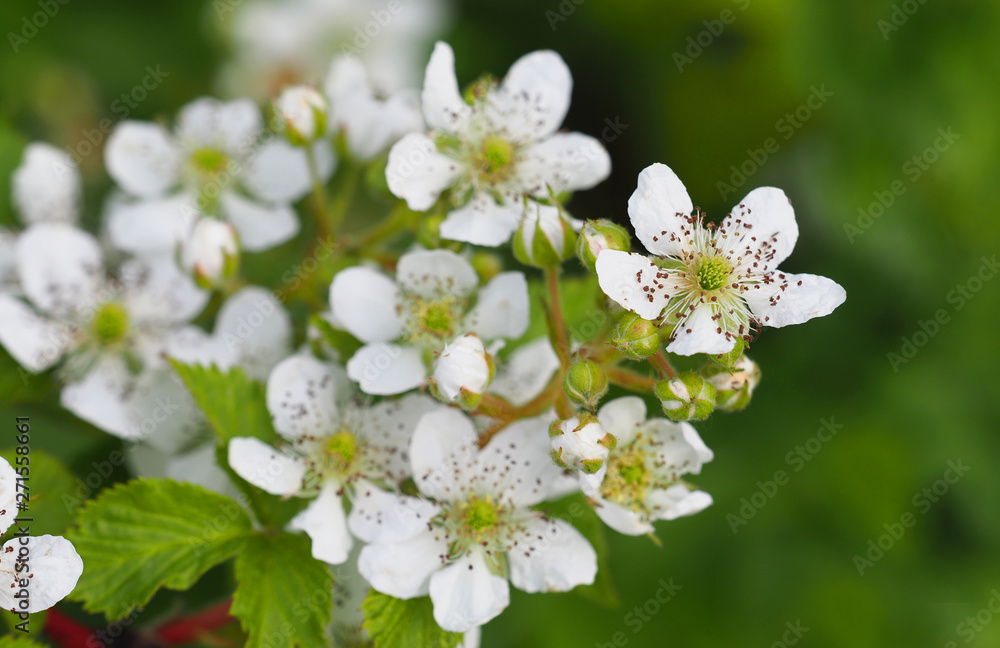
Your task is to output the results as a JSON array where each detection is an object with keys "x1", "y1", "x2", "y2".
[
  {"x1": 650, "y1": 351, "x2": 677, "y2": 380},
  {"x1": 605, "y1": 366, "x2": 658, "y2": 393},
  {"x1": 543, "y1": 266, "x2": 575, "y2": 419},
  {"x1": 304, "y1": 144, "x2": 331, "y2": 237},
  {"x1": 351, "y1": 201, "x2": 414, "y2": 252}
]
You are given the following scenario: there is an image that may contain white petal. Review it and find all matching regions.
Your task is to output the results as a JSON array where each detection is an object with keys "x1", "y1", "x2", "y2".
[
  {"x1": 220, "y1": 192, "x2": 300, "y2": 252},
  {"x1": 488, "y1": 50, "x2": 571, "y2": 143},
  {"x1": 410, "y1": 406, "x2": 478, "y2": 501},
  {"x1": 644, "y1": 419, "x2": 712, "y2": 479},
  {"x1": 627, "y1": 163, "x2": 694, "y2": 257},
  {"x1": 595, "y1": 250, "x2": 672, "y2": 320},
  {"x1": 0, "y1": 535, "x2": 83, "y2": 613},
  {"x1": 722, "y1": 187, "x2": 799, "y2": 269},
  {"x1": 508, "y1": 517, "x2": 597, "y2": 593},
  {"x1": 228, "y1": 437, "x2": 306, "y2": 496},
  {"x1": 60, "y1": 356, "x2": 133, "y2": 439},
  {"x1": 176, "y1": 97, "x2": 262, "y2": 154},
  {"x1": 104, "y1": 191, "x2": 198, "y2": 254},
  {"x1": 479, "y1": 415, "x2": 562, "y2": 508},
  {"x1": 356, "y1": 393, "x2": 440, "y2": 483},
  {"x1": 433, "y1": 334, "x2": 490, "y2": 400},
  {"x1": 243, "y1": 138, "x2": 334, "y2": 204},
  {"x1": 743, "y1": 272, "x2": 847, "y2": 328},
  {"x1": 464, "y1": 272, "x2": 529, "y2": 340},
  {"x1": 164, "y1": 441, "x2": 239, "y2": 498},
  {"x1": 289, "y1": 481, "x2": 352, "y2": 565},
  {"x1": 346, "y1": 343, "x2": 427, "y2": 396},
  {"x1": 489, "y1": 337, "x2": 559, "y2": 406},
  {"x1": 13, "y1": 143, "x2": 81, "y2": 224},
  {"x1": 385, "y1": 133, "x2": 461, "y2": 211},
  {"x1": 358, "y1": 530, "x2": 449, "y2": 599},
  {"x1": 120, "y1": 255, "x2": 208, "y2": 325},
  {"x1": 592, "y1": 498, "x2": 654, "y2": 536},
  {"x1": 105, "y1": 121, "x2": 180, "y2": 197},
  {"x1": 429, "y1": 551, "x2": 509, "y2": 632},
  {"x1": 421, "y1": 42, "x2": 471, "y2": 133},
  {"x1": 266, "y1": 355, "x2": 339, "y2": 440},
  {"x1": 597, "y1": 396, "x2": 647, "y2": 446},
  {"x1": 348, "y1": 478, "x2": 441, "y2": 544},
  {"x1": 517, "y1": 133, "x2": 610, "y2": 196},
  {"x1": 0, "y1": 295, "x2": 71, "y2": 372},
  {"x1": 121, "y1": 367, "x2": 204, "y2": 453},
  {"x1": 0, "y1": 458, "x2": 19, "y2": 535},
  {"x1": 17, "y1": 223, "x2": 103, "y2": 315},
  {"x1": 329, "y1": 266, "x2": 404, "y2": 343},
  {"x1": 396, "y1": 248, "x2": 478, "y2": 300},
  {"x1": 666, "y1": 303, "x2": 736, "y2": 356},
  {"x1": 648, "y1": 484, "x2": 713, "y2": 521},
  {"x1": 439, "y1": 194, "x2": 522, "y2": 247},
  {"x1": 213, "y1": 286, "x2": 292, "y2": 381}
]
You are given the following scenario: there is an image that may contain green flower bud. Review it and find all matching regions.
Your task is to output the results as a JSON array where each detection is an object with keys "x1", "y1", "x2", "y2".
[
  {"x1": 563, "y1": 359, "x2": 609, "y2": 411},
  {"x1": 416, "y1": 215, "x2": 462, "y2": 251},
  {"x1": 702, "y1": 355, "x2": 760, "y2": 412},
  {"x1": 708, "y1": 338, "x2": 745, "y2": 372},
  {"x1": 470, "y1": 251, "x2": 503, "y2": 284},
  {"x1": 512, "y1": 202, "x2": 577, "y2": 268},
  {"x1": 610, "y1": 312, "x2": 660, "y2": 360},
  {"x1": 576, "y1": 219, "x2": 631, "y2": 272},
  {"x1": 548, "y1": 412, "x2": 616, "y2": 473},
  {"x1": 654, "y1": 371, "x2": 716, "y2": 422}
]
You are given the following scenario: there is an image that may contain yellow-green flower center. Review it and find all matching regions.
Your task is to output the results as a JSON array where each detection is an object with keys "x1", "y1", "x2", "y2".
[
  {"x1": 462, "y1": 496, "x2": 499, "y2": 532},
  {"x1": 325, "y1": 430, "x2": 358, "y2": 471},
  {"x1": 696, "y1": 256, "x2": 731, "y2": 291},
  {"x1": 406, "y1": 297, "x2": 462, "y2": 347},
  {"x1": 601, "y1": 446, "x2": 651, "y2": 505},
  {"x1": 91, "y1": 302, "x2": 129, "y2": 345},
  {"x1": 189, "y1": 147, "x2": 229, "y2": 177}
]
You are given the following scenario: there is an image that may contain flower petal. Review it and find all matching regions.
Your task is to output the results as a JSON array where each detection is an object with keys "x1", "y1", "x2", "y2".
[
  {"x1": 0, "y1": 535, "x2": 83, "y2": 613},
  {"x1": 266, "y1": 354, "x2": 339, "y2": 440},
  {"x1": 221, "y1": 192, "x2": 300, "y2": 252},
  {"x1": 105, "y1": 121, "x2": 180, "y2": 197},
  {"x1": 346, "y1": 343, "x2": 427, "y2": 395},
  {"x1": 627, "y1": 163, "x2": 694, "y2": 257},
  {"x1": 438, "y1": 193, "x2": 522, "y2": 247},
  {"x1": 104, "y1": 191, "x2": 198, "y2": 254},
  {"x1": 348, "y1": 478, "x2": 441, "y2": 544},
  {"x1": 17, "y1": 223, "x2": 103, "y2": 315},
  {"x1": 242, "y1": 138, "x2": 334, "y2": 204},
  {"x1": 644, "y1": 419, "x2": 713, "y2": 480},
  {"x1": 330, "y1": 266, "x2": 404, "y2": 343},
  {"x1": 357, "y1": 393, "x2": 440, "y2": 483},
  {"x1": 213, "y1": 286, "x2": 292, "y2": 381},
  {"x1": 479, "y1": 414, "x2": 563, "y2": 508},
  {"x1": 517, "y1": 133, "x2": 610, "y2": 196},
  {"x1": 13, "y1": 143, "x2": 81, "y2": 225},
  {"x1": 429, "y1": 550, "x2": 510, "y2": 632},
  {"x1": 463, "y1": 271, "x2": 529, "y2": 340},
  {"x1": 385, "y1": 133, "x2": 461, "y2": 211},
  {"x1": 289, "y1": 481, "x2": 353, "y2": 565},
  {"x1": 421, "y1": 42, "x2": 471, "y2": 133},
  {"x1": 120, "y1": 255, "x2": 208, "y2": 325},
  {"x1": 592, "y1": 498, "x2": 654, "y2": 536},
  {"x1": 0, "y1": 458, "x2": 19, "y2": 535},
  {"x1": 396, "y1": 248, "x2": 478, "y2": 300},
  {"x1": 228, "y1": 436, "x2": 306, "y2": 496},
  {"x1": 666, "y1": 303, "x2": 736, "y2": 356},
  {"x1": 0, "y1": 295, "x2": 71, "y2": 372},
  {"x1": 60, "y1": 356, "x2": 134, "y2": 439},
  {"x1": 176, "y1": 97, "x2": 262, "y2": 154},
  {"x1": 597, "y1": 396, "x2": 647, "y2": 446},
  {"x1": 489, "y1": 337, "x2": 559, "y2": 406},
  {"x1": 410, "y1": 406, "x2": 478, "y2": 501},
  {"x1": 722, "y1": 187, "x2": 799, "y2": 269},
  {"x1": 358, "y1": 529, "x2": 449, "y2": 599},
  {"x1": 648, "y1": 484, "x2": 713, "y2": 521},
  {"x1": 743, "y1": 272, "x2": 847, "y2": 328},
  {"x1": 595, "y1": 250, "x2": 673, "y2": 321},
  {"x1": 508, "y1": 516, "x2": 597, "y2": 593},
  {"x1": 488, "y1": 50, "x2": 571, "y2": 143}
]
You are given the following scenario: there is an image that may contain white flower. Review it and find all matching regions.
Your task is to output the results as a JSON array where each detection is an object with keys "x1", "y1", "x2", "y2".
[
  {"x1": 12, "y1": 142, "x2": 81, "y2": 225},
  {"x1": 329, "y1": 248, "x2": 529, "y2": 395},
  {"x1": 356, "y1": 407, "x2": 597, "y2": 632},
  {"x1": 579, "y1": 397, "x2": 714, "y2": 536},
  {"x1": 0, "y1": 457, "x2": 84, "y2": 613},
  {"x1": 325, "y1": 55, "x2": 423, "y2": 161},
  {"x1": 228, "y1": 355, "x2": 439, "y2": 565},
  {"x1": 104, "y1": 97, "x2": 335, "y2": 255},
  {"x1": 432, "y1": 333, "x2": 493, "y2": 405},
  {"x1": 550, "y1": 414, "x2": 615, "y2": 474},
  {"x1": 596, "y1": 163, "x2": 847, "y2": 355},
  {"x1": 487, "y1": 337, "x2": 560, "y2": 407},
  {"x1": 385, "y1": 42, "x2": 611, "y2": 246},
  {"x1": 181, "y1": 219, "x2": 239, "y2": 286},
  {"x1": 275, "y1": 85, "x2": 327, "y2": 143}
]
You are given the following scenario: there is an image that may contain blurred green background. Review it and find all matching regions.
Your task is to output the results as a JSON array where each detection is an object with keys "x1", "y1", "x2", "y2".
[{"x1": 1, "y1": 0, "x2": 998, "y2": 646}]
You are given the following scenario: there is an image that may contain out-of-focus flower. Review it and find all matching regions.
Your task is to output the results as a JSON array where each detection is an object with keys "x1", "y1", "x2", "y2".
[
  {"x1": 275, "y1": 85, "x2": 328, "y2": 144},
  {"x1": 181, "y1": 219, "x2": 240, "y2": 288}
]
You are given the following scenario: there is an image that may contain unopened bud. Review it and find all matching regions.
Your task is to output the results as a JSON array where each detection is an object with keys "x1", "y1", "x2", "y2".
[
  {"x1": 708, "y1": 337, "x2": 745, "y2": 372},
  {"x1": 275, "y1": 86, "x2": 327, "y2": 145},
  {"x1": 610, "y1": 312, "x2": 660, "y2": 360},
  {"x1": 549, "y1": 413, "x2": 616, "y2": 473},
  {"x1": 563, "y1": 359, "x2": 608, "y2": 411},
  {"x1": 470, "y1": 251, "x2": 503, "y2": 284},
  {"x1": 654, "y1": 371, "x2": 716, "y2": 422},
  {"x1": 512, "y1": 202, "x2": 577, "y2": 269},
  {"x1": 182, "y1": 219, "x2": 239, "y2": 288},
  {"x1": 576, "y1": 219, "x2": 631, "y2": 272},
  {"x1": 431, "y1": 334, "x2": 494, "y2": 409},
  {"x1": 702, "y1": 355, "x2": 760, "y2": 412}
]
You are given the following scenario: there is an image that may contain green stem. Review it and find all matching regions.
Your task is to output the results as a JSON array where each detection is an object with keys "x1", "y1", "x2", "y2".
[
  {"x1": 351, "y1": 201, "x2": 414, "y2": 252},
  {"x1": 304, "y1": 144, "x2": 331, "y2": 237},
  {"x1": 650, "y1": 350, "x2": 677, "y2": 380},
  {"x1": 327, "y1": 162, "x2": 362, "y2": 233},
  {"x1": 605, "y1": 366, "x2": 658, "y2": 393}
]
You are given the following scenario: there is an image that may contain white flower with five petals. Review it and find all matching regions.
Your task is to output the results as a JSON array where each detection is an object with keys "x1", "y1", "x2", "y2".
[
  {"x1": 385, "y1": 42, "x2": 611, "y2": 246},
  {"x1": 597, "y1": 163, "x2": 846, "y2": 355}
]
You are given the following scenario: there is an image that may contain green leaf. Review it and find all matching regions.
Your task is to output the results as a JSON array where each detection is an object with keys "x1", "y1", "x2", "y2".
[
  {"x1": 0, "y1": 635, "x2": 47, "y2": 648},
  {"x1": 231, "y1": 532, "x2": 334, "y2": 648},
  {"x1": 309, "y1": 314, "x2": 363, "y2": 360},
  {"x1": 67, "y1": 478, "x2": 252, "y2": 620},
  {"x1": 0, "y1": 346, "x2": 51, "y2": 407},
  {"x1": 0, "y1": 448, "x2": 79, "y2": 537},
  {"x1": 536, "y1": 492, "x2": 621, "y2": 608},
  {"x1": 362, "y1": 591, "x2": 462, "y2": 648}
]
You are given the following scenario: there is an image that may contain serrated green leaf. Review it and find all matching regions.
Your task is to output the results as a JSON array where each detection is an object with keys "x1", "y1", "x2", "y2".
[
  {"x1": 361, "y1": 591, "x2": 462, "y2": 648},
  {"x1": 67, "y1": 478, "x2": 252, "y2": 620},
  {"x1": 0, "y1": 448, "x2": 79, "y2": 537},
  {"x1": 231, "y1": 533, "x2": 334, "y2": 648},
  {"x1": 0, "y1": 634, "x2": 46, "y2": 648}
]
